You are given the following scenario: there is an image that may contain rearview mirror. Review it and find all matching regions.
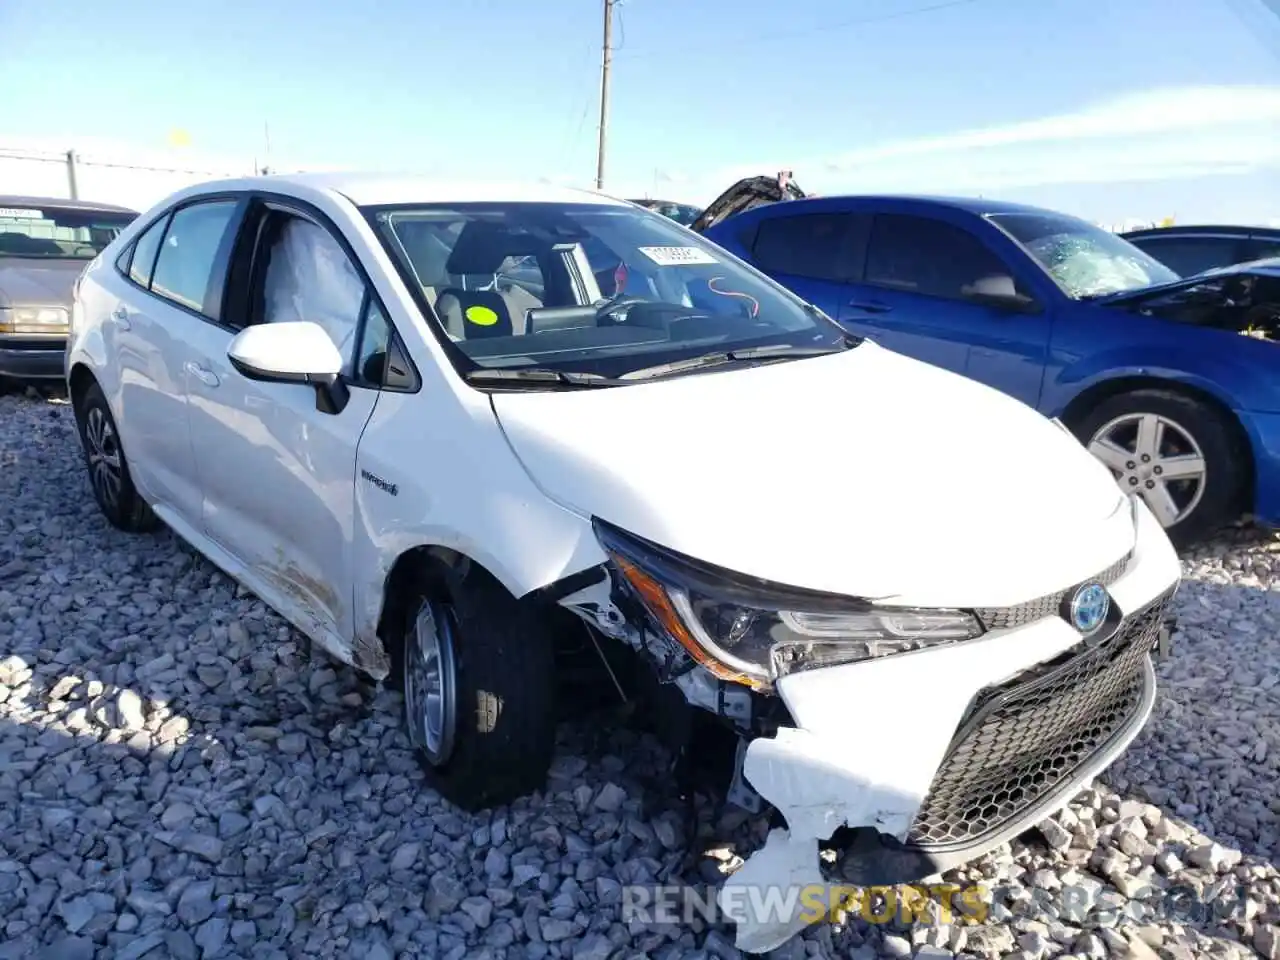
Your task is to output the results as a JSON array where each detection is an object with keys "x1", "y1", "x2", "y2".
[{"x1": 227, "y1": 321, "x2": 350, "y2": 415}]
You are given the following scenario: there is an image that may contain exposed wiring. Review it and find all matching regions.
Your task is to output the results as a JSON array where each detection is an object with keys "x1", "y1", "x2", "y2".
[
  {"x1": 707, "y1": 276, "x2": 760, "y2": 317},
  {"x1": 583, "y1": 622, "x2": 628, "y2": 704}
]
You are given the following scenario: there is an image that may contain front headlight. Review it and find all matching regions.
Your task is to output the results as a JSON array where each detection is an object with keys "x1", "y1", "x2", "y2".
[
  {"x1": 593, "y1": 519, "x2": 984, "y2": 690},
  {"x1": 0, "y1": 306, "x2": 70, "y2": 334}
]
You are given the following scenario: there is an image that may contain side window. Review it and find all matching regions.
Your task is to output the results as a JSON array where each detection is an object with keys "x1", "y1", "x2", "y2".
[
  {"x1": 126, "y1": 215, "x2": 170, "y2": 289},
  {"x1": 1243, "y1": 238, "x2": 1280, "y2": 264},
  {"x1": 1132, "y1": 237, "x2": 1243, "y2": 276},
  {"x1": 866, "y1": 214, "x2": 1032, "y2": 302},
  {"x1": 150, "y1": 201, "x2": 238, "y2": 316},
  {"x1": 355, "y1": 298, "x2": 390, "y2": 385},
  {"x1": 260, "y1": 215, "x2": 365, "y2": 370},
  {"x1": 751, "y1": 213, "x2": 865, "y2": 282},
  {"x1": 354, "y1": 298, "x2": 417, "y2": 391}
]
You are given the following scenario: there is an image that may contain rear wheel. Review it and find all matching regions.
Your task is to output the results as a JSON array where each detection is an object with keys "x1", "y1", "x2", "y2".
[
  {"x1": 1072, "y1": 388, "x2": 1244, "y2": 546},
  {"x1": 392, "y1": 561, "x2": 557, "y2": 811},
  {"x1": 73, "y1": 381, "x2": 159, "y2": 533}
]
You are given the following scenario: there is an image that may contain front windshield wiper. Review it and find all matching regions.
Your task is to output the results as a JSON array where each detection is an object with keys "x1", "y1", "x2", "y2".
[
  {"x1": 464, "y1": 368, "x2": 624, "y2": 388},
  {"x1": 620, "y1": 340, "x2": 856, "y2": 382}
]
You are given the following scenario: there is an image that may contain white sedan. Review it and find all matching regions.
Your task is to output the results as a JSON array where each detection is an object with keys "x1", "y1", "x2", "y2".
[{"x1": 67, "y1": 173, "x2": 1181, "y2": 951}]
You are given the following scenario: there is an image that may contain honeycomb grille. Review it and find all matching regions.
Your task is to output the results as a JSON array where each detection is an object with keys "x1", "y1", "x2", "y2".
[
  {"x1": 972, "y1": 551, "x2": 1131, "y2": 632},
  {"x1": 905, "y1": 593, "x2": 1170, "y2": 849}
]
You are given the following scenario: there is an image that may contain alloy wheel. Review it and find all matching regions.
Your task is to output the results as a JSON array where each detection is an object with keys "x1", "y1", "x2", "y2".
[
  {"x1": 84, "y1": 407, "x2": 123, "y2": 510},
  {"x1": 1087, "y1": 412, "x2": 1207, "y2": 528},
  {"x1": 404, "y1": 600, "x2": 459, "y2": 765}
]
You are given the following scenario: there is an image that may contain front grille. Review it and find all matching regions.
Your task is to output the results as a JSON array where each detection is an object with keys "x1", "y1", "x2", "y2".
[
  {"x1": 973, "y1": 551, "x2": 1131, "y2": 632},
  {"x1": 905, "y1": 592, "x2": 1170, "y2": 849}
]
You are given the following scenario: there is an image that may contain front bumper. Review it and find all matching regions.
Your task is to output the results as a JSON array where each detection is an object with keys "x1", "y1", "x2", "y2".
[
  {"x1": 734, "y1": 496, "x2": 1180, "y2": 883},
  {"x1": 0, "y1": 337, "x2": 66, "y2": 380}
]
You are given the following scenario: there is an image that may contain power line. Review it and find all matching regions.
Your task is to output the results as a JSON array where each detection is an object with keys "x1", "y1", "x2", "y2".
[{"x1": 615, "y1": 0, "x2": 986, "y2": 59}]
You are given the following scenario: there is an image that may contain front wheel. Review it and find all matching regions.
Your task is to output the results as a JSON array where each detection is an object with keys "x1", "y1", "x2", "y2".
[
  {"x1": 1072, "y1": 388, "x2": 1244, "y2": 546},
  {"x1": 392, "y1": 562, "x2": 557, "y2": 811}
]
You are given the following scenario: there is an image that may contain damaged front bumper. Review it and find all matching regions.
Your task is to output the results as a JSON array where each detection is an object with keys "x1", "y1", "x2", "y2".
[
  {"x1": 717, "y1": 500, "x2": 1181, "y2": 951},
  {"x1": 553, "y1": 499, "x2": 1180, "y2": 952}
]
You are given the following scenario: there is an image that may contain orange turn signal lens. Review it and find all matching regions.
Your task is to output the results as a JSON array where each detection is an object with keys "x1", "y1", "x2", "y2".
[{"x1": 612, "y1": 555, "x2": 769, "y2": 691}]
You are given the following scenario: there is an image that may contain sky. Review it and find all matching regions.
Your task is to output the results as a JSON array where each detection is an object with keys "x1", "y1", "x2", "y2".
[{"x1": 3, "y1": 0, "x2": 1280, "y2": 225}]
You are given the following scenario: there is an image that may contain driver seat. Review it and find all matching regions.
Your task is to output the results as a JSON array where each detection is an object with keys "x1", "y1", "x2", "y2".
[{"x1": 436, "y1": 288, "x2": 514, "y2": 340}]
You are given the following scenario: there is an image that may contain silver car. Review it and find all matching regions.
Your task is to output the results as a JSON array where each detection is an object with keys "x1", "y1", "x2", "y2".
[{"x1": 0, "y1": 196, "x2": 136, "y2": 382}]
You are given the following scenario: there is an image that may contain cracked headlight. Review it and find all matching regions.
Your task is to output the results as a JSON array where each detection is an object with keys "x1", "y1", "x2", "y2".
[
  {"x1": 593, "y1": 519, "x2": 984, "y2": 690},
  {"x1": 0, "y1": 306, "x2": 70, "y2": 334}
]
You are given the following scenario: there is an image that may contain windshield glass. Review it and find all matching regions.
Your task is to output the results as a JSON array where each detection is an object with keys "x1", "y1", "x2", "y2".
[
  {"x1": 367, "y1": 201, "x2": 848, "y2": 377},
  {"x1": 0, "y1": 204, "x2": 135, "y2": 260},
  {"x1": 988, "y1": 211, "x2": 1180, "y2": 298},
  {"x1": 633, "y1": 201, "x2": 702, "y2": 226}
]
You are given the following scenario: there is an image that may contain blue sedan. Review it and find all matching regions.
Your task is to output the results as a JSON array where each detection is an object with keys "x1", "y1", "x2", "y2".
[{"x1": 699, "y1": 192, "x2": 1280, "y2": 544}]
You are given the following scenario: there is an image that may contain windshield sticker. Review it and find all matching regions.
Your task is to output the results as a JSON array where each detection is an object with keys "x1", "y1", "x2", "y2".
[
  {"x1": 465, "y1": 305, "x2": 499, "y2": 326},
  {"x1": 0, "y1": 208, "x2": 45, "y2": 220},
  {"x1": 637, "y1": 245, "x2": 719, "y2": 267}
]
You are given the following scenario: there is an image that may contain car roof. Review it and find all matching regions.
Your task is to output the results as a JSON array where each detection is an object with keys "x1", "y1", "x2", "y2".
[
  {"x1": 176, "y1": 172, "x2": 629, "y2": 208},
  {"x1": 1120, "y1": 224, "x2": 1280, "y2": 240},
  {"x1": 745, "y1": 193, "x2": 1073, "y2": 219},
  {"x1": 0, "y1": 194, "x2": 138, "y2": 215}
]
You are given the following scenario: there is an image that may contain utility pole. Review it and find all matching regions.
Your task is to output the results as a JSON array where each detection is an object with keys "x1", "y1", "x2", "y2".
[
  {"x1": 595, "y1": 0, "x2": 614, "y2": 191},
  {"x1": 65, "y1": 149, "x2": 80, "y2": 200}
]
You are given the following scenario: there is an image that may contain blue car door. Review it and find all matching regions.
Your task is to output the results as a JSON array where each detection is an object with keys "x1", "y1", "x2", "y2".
[
  {"x1": 741, "y1": 210, "x2": 868, "y2": 321},
  {"x1": 840, "y1": 211, "x2": 1050, "y2": 407}
]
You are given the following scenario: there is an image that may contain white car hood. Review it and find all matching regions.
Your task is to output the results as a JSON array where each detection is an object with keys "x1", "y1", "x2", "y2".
[{"x1": 491, "y1": 342, "x2": 1135, "y2": 608}]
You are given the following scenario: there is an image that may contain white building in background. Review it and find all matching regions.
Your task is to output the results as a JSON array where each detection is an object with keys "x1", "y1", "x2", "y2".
[{"x1": 0, "y1": 136, "x2": 282, "y2": 212}]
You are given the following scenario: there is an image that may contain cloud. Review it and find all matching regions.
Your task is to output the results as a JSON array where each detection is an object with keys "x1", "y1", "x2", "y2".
[{"x1": 669, "y1": 84, "x2": 1280, "y2": 204}]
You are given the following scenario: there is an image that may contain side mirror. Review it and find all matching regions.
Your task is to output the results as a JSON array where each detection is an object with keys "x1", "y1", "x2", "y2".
[
  {"x1": 966, "y1": 290, "x2": 1040, "y2": 314},
  {"x1": 227, "y1": 321, "x2": 350, "y2": 415},
  {"x1": 962, "y1": 275, "x2": 1040, "y2": 314}
]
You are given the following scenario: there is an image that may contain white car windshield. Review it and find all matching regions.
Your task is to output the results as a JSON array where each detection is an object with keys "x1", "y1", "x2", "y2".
[
  {"x1": 988, "y1": 211, "x2": 1180, "y2": 299},
  {"x1": 366, "y1": 201, "x2": 849, "y2": 378}
]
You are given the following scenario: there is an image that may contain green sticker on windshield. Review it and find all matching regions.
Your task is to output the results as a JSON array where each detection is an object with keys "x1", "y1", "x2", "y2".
[{"x1": 465, "y1": 305, "x2": 499, "y2": 326}]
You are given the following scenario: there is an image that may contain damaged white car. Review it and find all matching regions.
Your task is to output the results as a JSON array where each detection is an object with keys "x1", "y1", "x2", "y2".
[{"x1": 67, "y1": 173, "x2": 1181, "y2": 951}]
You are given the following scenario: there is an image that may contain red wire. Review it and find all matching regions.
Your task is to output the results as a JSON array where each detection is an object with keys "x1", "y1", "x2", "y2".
[{"x1": 706, "y1": 276, "x2": 760, "y2": 317}]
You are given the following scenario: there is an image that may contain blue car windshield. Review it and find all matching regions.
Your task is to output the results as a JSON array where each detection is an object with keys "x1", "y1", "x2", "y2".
[{"x1": 988, "y1": 211, "x2": 1180, "y2": 299}]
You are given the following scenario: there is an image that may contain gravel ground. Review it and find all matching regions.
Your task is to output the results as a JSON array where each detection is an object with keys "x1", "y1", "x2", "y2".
[{"x1": 0, "y1": 389, "x2": 1278, "y2": 960}]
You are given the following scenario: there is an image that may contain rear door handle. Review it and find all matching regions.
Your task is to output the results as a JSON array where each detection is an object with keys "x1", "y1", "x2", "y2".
[
  {"x1": 185, "y1": 361, "x2": 220, "y2": 388},
  {"x1": 110, "y1": 306, "x2": 131, "y2": 330},
  {"x1": 847, "y1": 299, "x2": 893, "y2": 314}
]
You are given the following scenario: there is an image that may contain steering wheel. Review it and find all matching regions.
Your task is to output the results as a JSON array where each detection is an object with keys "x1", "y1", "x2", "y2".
[{"x1": 593, "y1": 294, "x2": 650, "y2": 323}]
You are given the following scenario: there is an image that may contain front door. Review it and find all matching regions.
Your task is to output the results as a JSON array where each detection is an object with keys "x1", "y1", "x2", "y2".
[
  {"x1": 841, "y1": 212, "x2": 1050, "y2": 407},
  {"x1": 182, "y1": 202, "x2": 385, "y2": 651}
]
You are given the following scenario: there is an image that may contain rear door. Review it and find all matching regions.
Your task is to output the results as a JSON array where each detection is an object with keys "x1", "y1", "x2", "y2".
[
  {"x1": 843, "y1": 212, "x2": 1049, "y2": 406},
  {"x1": 110, "y1": 198, "x2": 243, "y2": 523},
  {"x1": 744, "y1": 210, "x2": 868, "y2": 320}
]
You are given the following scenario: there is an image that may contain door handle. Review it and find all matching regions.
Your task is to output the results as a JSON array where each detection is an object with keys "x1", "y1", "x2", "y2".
[
  {"x1": 847, "y1": 300, "x2": 893, "y2": 314},
  {"x1": 185, "y1": 361, "x2": 220, "y2": 387},
  {"x1": 111, "y1": 306, "x2": 131, "y2": 330}
]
